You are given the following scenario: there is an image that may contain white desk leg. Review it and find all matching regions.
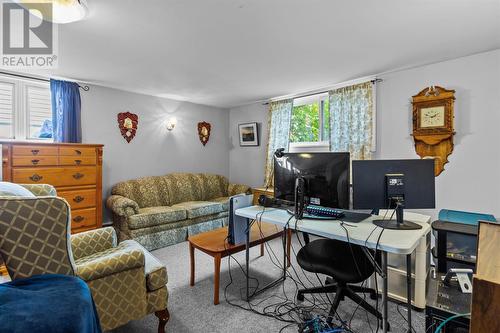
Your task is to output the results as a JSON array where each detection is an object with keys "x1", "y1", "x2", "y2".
[{"x1": 382, "y1": 251, "x2": 389, "y2": 333}]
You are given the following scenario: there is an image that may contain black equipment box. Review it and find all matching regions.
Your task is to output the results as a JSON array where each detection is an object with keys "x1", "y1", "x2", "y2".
[
  {"x1": 425, "y1": 273, "x2": 471, "y2": 333},
  {"x1": 431, "y1": 220, "x2": 477, "y2": 273}
]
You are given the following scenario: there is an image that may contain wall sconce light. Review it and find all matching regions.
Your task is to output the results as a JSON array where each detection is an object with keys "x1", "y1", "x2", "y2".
[{"x1": 166, "y1": 117, "x2": 177, "y2": 131}]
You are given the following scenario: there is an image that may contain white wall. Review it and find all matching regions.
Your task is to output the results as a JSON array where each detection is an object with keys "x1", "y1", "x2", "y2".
[
  {"x1": 375, "y1": 49, "x2": 500, "y2": 217},
  {"x1": 229, "y1": 49, "x2": 500, "y2": 217},
  {"x1": 80, "y1": 85, "x2": 230, "y2": 221},
  {"x1": 229, "y1": 103, "x2": 269, "y2": 187}
]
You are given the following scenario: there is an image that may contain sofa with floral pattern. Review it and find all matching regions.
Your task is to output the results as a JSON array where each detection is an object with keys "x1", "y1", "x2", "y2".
[{"x1": 107, "y1": 173, "x2": 251, "y2": 250}]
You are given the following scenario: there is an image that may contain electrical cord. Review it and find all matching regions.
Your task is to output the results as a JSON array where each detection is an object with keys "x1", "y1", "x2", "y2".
[
  {"x1": 396, "y1": 303, "x2": 419, "y2": 333},
  {"x1": 224, "y1": 197, "x2": 336, "y2": 328},
  {"x1": 292, "y1": 214, "x2": 356, "y2": 332},
  {"x1": 434, "y1": 313, "x2": 470, "y2": 333},
  {"x1": 225, "y1": 192, "x2": 394, "y2": 333}
]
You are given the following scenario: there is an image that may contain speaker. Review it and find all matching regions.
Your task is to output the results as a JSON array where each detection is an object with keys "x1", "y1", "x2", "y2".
[{"x1": 258, "y1": 194, "x2": 279, "y2": 207}]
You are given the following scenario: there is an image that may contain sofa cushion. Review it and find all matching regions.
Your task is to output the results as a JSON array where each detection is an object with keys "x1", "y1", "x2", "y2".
[
  {"x1": 163, "y1": 173, "x2": 229, "y2": 205},
  {"x1": 211, "y1": 196, "x2": 230, "y2": 211},
  {"x1": 112, "y1": 176, "x2": 170, "y2": 208},
  {"x1": 171, "y1": 201, "x2": 224, "y2": 219},
  {"x1": 128, "y1": 206, "x2": 187, "y2": 230}
]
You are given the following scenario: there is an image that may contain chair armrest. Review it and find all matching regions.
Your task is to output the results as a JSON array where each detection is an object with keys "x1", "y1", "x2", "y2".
[
  {"x1": 20, "y1": 184, "x2": 57, "y2": 197},
  {"x1": 76, "y1": 244, "x2": 145, "y2": 281},
  {"x1": 71, "y1": 227, "x2": 117, "y2": 260},
  {"x1": 228, "y1": 183, "x2": 251, "y2": 197},
  {"x1": 106, "y1": 195, "x2": 140, "y2": 217}
]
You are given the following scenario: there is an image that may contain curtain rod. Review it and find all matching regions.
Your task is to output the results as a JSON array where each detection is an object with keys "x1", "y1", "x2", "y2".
[
  {"x1": 0, "y1": 71, "x2": 90, "y2": 91},
  {"x1": 262, "y1": 78, "x2": 382, "y2": 105}
]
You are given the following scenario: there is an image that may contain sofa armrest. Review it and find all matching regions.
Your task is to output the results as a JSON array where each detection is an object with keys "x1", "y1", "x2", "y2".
[
  {"x1": 228, "y1": 183, "x2": 251, "y2": 197},
  {"x1": 76, "y1": 244, "x2": 145, "y2": 281},
  {"x1": 71, "y1": 227, "x2": 118, "y2": 260},
  {"x1": 106, "y1": 195, "x2": 140, "y2": 217},
  {"x1": 20, "y1": 184, "x2": 57, "y2": 197}
]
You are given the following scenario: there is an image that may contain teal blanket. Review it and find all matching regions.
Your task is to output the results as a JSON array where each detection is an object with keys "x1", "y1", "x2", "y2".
[{"x1": 0, "y1": 274, "x2": 101, "y2": 333}]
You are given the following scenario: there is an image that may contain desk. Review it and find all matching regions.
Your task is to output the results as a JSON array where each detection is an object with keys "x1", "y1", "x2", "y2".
[{"x1": 235, "y1": 206, "x2": 431, "y2": 333}]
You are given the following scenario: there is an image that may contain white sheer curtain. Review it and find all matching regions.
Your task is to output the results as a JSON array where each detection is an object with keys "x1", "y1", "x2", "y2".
[
  {"x1": 264, "y1": 99, "x2": 293, "y2": 187},
  {"x1": 329, "y1": 81, "x2": 375, "y2": 160}
]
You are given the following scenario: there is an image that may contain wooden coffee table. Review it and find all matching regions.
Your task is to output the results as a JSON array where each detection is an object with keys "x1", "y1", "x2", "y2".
[{"x1": 188, "y1": 221, "x2": 291, "y2": 305}]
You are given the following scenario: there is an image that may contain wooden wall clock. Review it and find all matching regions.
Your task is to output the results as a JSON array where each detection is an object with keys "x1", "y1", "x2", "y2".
[{"x1": 412, "y1": 86, "x2": 455, "y2": 176}]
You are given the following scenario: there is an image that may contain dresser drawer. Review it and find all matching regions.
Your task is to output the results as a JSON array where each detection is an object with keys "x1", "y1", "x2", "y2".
[
  {"x1": 12, "y1": 145, "x2": 58, "y2": 156},
  {"x1": 12, "y1": 156, "x2": 58, "y2": 167},
  {"x1": 12, "y1": 167, "x2": 97, "y2": 186},
  {"x1": 70, "y1": 208, "x2": 96, "y2": 230},
  {"x1": 59, "y1": 147, "x2": 96, "y2": 157},
  {"x1": 59, "y1": 155, "x2": 96, "y2": 166},
  {"x1": 59, "y1": 189, "x2": 96, "y2": 209}
]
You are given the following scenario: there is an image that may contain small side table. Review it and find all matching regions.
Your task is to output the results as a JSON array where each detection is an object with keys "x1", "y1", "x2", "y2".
[{"x1": 188, "y1": 222, "x2": 291, "y2": 305}]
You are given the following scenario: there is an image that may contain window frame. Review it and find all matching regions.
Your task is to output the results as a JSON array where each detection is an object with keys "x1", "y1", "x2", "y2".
[
  {"x1": 289, "y1": 93, "x2": 329, "y2": 151},
  {"x1": 0, "y1": 75, "x2": 52, "y2": 141}
]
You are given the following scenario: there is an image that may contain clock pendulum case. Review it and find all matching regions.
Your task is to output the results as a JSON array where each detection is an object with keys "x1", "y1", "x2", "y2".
[{"x1": 411, "y1": 86, "x2": 456, "y2": 176}]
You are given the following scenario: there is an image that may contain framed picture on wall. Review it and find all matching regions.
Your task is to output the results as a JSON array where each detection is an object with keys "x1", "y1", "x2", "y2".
[{"x1": 238, "y1": 122, "x2": 259, "y2": 146}]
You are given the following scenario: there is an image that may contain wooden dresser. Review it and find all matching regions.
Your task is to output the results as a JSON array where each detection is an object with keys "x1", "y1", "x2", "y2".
[{"x1": 1, "y1": 141, "x2": 104, "y2": 234}]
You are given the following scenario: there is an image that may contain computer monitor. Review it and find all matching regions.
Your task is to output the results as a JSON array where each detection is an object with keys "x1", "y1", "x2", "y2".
[
  {"x1": 352, "y1": 159, "x2": 435, "y2": 230},
  {"x1": 274, "y1": 152, "x2": 350, "y2": 210}
]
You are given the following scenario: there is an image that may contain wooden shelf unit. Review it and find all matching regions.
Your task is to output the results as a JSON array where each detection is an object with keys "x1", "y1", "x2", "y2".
[{"x1": 1, "y1": 141, "x2": 104, "y2": 234}]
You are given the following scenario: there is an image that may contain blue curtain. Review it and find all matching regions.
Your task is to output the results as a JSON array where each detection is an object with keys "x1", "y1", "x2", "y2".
[{"x1": 50, "y1": 79, "x2": 82, "y2": 143}]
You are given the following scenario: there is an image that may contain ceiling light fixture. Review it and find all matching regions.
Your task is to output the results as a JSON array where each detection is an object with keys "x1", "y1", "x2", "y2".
[{"x1": 15, "y1": 0, "x2": 88, "y2": 24}]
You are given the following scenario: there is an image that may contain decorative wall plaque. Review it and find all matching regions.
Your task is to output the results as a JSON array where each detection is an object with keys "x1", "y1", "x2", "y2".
[
  {"x1": 412, "y1": 86, "x2": 455, "y2": 176},
  {"x1": 197, "y1": 121, "x2": 211, "y2": 146},
  {"x1": 117, "y1": 112, "x2": 138, "y2": 143}
]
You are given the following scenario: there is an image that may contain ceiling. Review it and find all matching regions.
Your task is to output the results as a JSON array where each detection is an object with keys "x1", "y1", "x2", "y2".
[{"x1": 29, "y1": 0, "x2": 500, "y2": 108}]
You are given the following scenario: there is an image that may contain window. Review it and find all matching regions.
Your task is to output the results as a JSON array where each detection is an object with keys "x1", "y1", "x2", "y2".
[
  {"x1": 0, "y1": 76, "x2": 52, "y2": 140},
  {"x1": 289, "y1": 93, "x2": 330, "y2": 152},
  {"x1": 26, "y1": 85, "x2": 52, "y2": 139},
  {"x1": 0, "y1": 81, "x2": 14, "y2": 139}
]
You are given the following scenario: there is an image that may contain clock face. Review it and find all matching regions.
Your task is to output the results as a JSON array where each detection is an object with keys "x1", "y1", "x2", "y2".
[{"x1": 420, "y1": 106, "x2": 445, "y2": 128}]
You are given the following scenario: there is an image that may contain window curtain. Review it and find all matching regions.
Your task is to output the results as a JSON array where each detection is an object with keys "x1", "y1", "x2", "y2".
[
  {"x1": 50, "y1": 79, "x2": 82, "y2": 143},
  {"x1": 264, "y1": 99, "x2": 293, "y2": 187},
  {"x1": 329, "y1": 81, "x2": 375, "y2": 160}
]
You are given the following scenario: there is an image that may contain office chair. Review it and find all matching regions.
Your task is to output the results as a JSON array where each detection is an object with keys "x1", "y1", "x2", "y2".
[{"x1": 296, "y1": 237, "x2": 384, "y2": 326}]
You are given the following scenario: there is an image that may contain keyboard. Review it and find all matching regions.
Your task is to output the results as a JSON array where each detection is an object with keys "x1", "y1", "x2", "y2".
[{"x1": 305, "y1": 205, "x2": 345, "y2": 219}]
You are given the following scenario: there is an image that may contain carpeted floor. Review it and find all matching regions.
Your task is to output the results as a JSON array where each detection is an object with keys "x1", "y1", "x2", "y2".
[{"x1": 110, "y1": 237, "x2": 426, "y2": 333}]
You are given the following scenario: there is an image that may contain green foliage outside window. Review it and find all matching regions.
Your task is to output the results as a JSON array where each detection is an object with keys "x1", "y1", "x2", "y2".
[{"x1": 289, "y1": 99, "x2": 330, "y2": 142}]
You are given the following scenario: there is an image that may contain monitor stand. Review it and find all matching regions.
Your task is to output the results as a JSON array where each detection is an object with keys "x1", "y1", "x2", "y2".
[
  {"x1": 294, "y1": 176, "x2": 307, "y2": 219},
  {"x1": 372, "y1": 199, "x2": 422, "y2": 230}
]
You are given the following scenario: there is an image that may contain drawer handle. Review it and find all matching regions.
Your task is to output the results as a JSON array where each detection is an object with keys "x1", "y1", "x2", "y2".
[
  {"x1": 74, "y1": 159, "x2": 82, "y2": 165},
  {"x1": 73, "y1": 216, "x2": 84, "y2": 223},
  {"x1": 29, "y1": 174, "x2": 43, "y2": 182},
  {"x1": 73, "y1": 173, "x2": 84, "y2": 180},
  {"x1": 31, "y1": 149, "x2": 40, "y2": 155},
  {"x1": 31, "y1": 159, "x2": 40, "y2": 165},
  {"x1": 73, "y1": 196, "x2": 84, "y2": 203},
  {"x1": 75, "y1": 149, "x2": 82, "y2": 155}
]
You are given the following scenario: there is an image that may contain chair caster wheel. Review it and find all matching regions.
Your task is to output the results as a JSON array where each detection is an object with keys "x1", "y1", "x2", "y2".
[
  {"x1": 297, "y1": 293, "x2": 304, "y2": 302},
  {"x1": 370, "y1": 292, "x2": 378, "y2": 300}
]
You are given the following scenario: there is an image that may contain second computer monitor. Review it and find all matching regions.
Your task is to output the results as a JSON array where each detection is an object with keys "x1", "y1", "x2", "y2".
[
  {"x1": 274, "y1": 152, "x2": 350, "y2": 209},
  {"x1": 352, "y1": 159, "x2": 435, "y2": 210}
]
